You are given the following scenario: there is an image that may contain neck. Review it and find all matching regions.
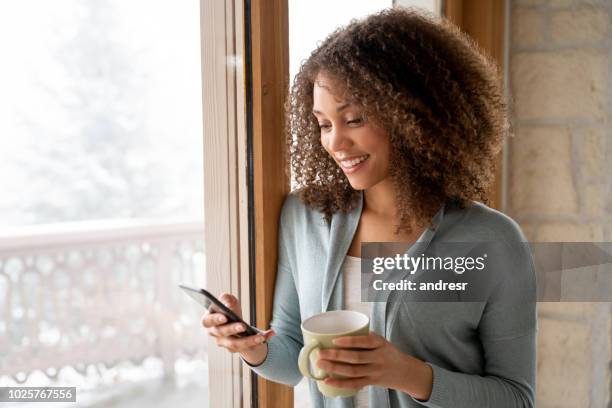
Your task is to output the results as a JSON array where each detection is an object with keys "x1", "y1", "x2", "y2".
[{"x1": 363, "y1": 178, "x2": 398, "y2": 218}]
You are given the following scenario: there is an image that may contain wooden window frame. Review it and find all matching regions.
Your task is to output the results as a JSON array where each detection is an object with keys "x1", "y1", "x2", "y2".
[
  {"x1": 443, "y1": 0, "x2": 508, "y2": 211},
  {"x1": 201, "y1": 0, "x2": 253, "y2": 407},
  {"x1": 248, "y1": 0, "x2": 292, "y2": 407},
  {"x1": 201, "y1": 0, "x2": 291, "y2": 406}
]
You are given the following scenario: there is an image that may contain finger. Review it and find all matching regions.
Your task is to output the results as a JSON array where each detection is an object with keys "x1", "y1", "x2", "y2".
[
  {"x1": 216, "y1": 333, "x2": 267, "y2": 352},
  {"x1": 218, "y1": 293, "x2": 242, "y2": 316},
  {"x1": 332, "y1": 332, "x2": 384, "y2": 349},
  {"x1": 261, "y1": 328, "x2": 275, "y2": 335},
  {"x1": 262, "y1": 329, "x2": 276, "y2": 340},
  {"x1": 323, "y1": 376, "x2": 370, "y2": 390},
  {"x1": 202, "y1": 312, "x2": 228, "y2": 328},
  {"x1": 317, "y1": 348, "x2": 375, "y2": 364},
  {"x1": 209, "y1": 322, "x2": 248, "y2": 338},
  {"x1": 316, "y1": 360, "x2": 374, "y2": 378}
]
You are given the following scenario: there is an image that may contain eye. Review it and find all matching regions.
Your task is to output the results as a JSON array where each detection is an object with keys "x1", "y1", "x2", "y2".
[
  {"x1": 318, "y1": 123, "x2": 332, "y2": 131},
  {"x1": 347, "y1": 117, "x2": 364, "y2": 126}
]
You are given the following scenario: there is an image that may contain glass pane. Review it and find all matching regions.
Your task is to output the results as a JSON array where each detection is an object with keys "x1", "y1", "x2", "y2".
[
  {"x1": 395, "y1": 0, "x2": 440, "y2": 14},
  {"x1": 0, "y1": 1, "x2": 203, "y2": 227},
  {"x1": 290, "y1": 0, "x2": 393, "y2": 89},
  {"x1": 0, "y1": 1, "x2": 207, "y2": 407}
]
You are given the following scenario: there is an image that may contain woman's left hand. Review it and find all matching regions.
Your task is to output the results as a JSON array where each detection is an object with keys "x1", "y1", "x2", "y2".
[{"x1": 316, "y1": 331, "x2": 433, "y2": 401}]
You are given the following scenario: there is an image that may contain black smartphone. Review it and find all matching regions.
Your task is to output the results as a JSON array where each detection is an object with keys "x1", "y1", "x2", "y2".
[{"x1": 178, "y1": 284, "x2": 264, "y2": 337}]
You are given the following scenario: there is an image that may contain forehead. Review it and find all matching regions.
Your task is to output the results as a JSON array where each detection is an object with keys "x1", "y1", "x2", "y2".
[{"x1": 313, "y1": 73, "x2": 349, "y2": 108}]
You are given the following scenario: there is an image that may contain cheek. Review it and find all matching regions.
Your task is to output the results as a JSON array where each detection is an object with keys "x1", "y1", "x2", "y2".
[
  {"x1": 362, "y1": 130, "x2": 391, "y2": 158},
  {"x1": 366, "y1": 133, "x2": 392, "y2": 174},
  {"x1": 320, "y1": 134, "x2": 331, "y2": 154}
]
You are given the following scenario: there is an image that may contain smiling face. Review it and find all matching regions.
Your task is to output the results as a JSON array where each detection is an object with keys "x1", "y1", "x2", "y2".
[{"x1": 312, "y1": 72, "x2": 391, "y2": 191}]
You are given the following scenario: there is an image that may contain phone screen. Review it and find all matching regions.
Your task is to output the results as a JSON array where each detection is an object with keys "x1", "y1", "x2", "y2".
[{"x1": 180, "y1": 285, "x2": 216, "y2": 311}]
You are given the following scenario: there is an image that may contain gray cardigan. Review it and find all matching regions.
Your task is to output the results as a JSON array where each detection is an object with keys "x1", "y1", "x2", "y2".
[{"x1": 245, "y1": 191, "x2": 537, "y2": 408}]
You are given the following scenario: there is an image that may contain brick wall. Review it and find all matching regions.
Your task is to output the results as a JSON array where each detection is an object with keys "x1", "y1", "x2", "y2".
[{"x1": 509, "y1": 0, "x2": 611, "y2": 406}]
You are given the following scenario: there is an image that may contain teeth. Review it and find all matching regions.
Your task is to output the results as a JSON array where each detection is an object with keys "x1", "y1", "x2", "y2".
[{"x1": 340, "y1": 155, "x2": 369, "y2": 168}]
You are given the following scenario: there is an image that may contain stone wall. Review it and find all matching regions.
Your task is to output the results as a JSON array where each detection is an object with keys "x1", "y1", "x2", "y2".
[{"x1": 509, "y1": 0, "x2": 611, "y2": 406}]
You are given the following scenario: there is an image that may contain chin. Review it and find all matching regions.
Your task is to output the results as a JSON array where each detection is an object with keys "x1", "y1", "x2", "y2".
[
  {"x1": 346, "y1": 177, "x2": 375, "y2": 191},
  {"x1": 346, "y1": 172, "x2": 388, "y2": 191}
]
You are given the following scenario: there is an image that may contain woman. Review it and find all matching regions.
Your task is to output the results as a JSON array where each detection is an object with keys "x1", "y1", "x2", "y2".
[{"x1": 202, "y1": 7, "x2": 536, "y2": 408}]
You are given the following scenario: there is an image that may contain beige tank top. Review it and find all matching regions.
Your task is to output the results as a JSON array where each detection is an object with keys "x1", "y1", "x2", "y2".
[{"x1": 342, "y1": 255, "x2": 371, "y2": 408}]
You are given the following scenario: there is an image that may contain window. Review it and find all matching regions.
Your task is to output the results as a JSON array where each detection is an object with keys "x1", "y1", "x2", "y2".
[{"x1": 0, "y1": 1, "x2": 208, "y2": 406}]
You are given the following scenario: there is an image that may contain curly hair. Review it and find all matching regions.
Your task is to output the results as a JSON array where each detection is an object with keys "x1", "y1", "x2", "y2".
[{"x1": 287, "y1": 7, "x2": 510, "y2": 234}]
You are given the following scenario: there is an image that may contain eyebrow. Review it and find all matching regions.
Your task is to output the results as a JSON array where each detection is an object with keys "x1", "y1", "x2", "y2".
[{"x1": 312, "y1": 102, "x2": 351, "y2": 115}]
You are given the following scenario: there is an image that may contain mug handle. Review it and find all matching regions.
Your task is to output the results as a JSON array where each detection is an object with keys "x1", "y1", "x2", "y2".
[{"x1": 298, "y1": 340, "x2": 327, "y2": 380}]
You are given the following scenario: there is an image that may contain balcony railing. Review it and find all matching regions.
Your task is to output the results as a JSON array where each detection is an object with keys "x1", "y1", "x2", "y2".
[{"x1": 0, "y1": 219, "x2": 208, "y2": 403}]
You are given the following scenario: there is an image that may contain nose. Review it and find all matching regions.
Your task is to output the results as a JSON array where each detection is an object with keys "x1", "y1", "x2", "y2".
[{"x1": 324, "y1": 126, "x2": 352, "y2": 153}]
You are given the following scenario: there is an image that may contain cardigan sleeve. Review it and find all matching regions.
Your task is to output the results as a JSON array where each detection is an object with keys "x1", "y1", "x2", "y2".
[
  {"x1": 241, "y1": 196, "x2": 304, "y2": 386},
  {"x1": 413, "y1": 240, "x2": 537, "y2": 408}
]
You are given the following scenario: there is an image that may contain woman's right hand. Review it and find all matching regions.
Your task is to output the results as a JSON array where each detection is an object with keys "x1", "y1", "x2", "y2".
[{"x1": 201, "y1": 293, "x2": 276, "y2": 366}]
